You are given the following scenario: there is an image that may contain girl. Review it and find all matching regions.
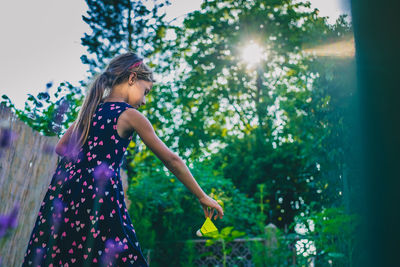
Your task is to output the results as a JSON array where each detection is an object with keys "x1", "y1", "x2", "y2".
[{"x1": 22, "y1": 52, "x2": 224, "y2": 266}]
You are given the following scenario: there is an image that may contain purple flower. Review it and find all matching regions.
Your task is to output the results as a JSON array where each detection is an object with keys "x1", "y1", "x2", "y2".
[
  {"x1": 0, "y1": 216, "x2": 8, "y2": 238},
  {"x1": 53, "y1": 198, "x2": 64, "y2": 215},
  {"x1": 0, "y1": 127, "x2": 18, "y2": 149},
  {"x1": 51, "y1": 124, "x2": 62, "y2": 134},
  {"x1": 93, "y1": 162, "x2": 114, "y2": 194},
  {"x1": 32, "y1": 247, "x2": 45, "y2": 266},
  {"x1": 53, "y1": 112, "x2": 64, "y2": 124},
  {"x1": 58, "y1": 99, "x2": 70, "y2": 114},
  {"x1": 52, "y1": 198, "x2": 64, "y2": 233},
  {"x1": 6, "y1": 204, "x2": 19, "y2": 229},
  {"x1": 100, "y1": 238, "x2": 125, "y2": 267},
  {"x1": 51, "y1": 98, "x2": 70, "y2": 134},
  {"x1": 61, "y1": 131, "x2": 82, "y2": 161},
  {"x1": 0, "y1": 203, "x2": 20, "y2": 238}
]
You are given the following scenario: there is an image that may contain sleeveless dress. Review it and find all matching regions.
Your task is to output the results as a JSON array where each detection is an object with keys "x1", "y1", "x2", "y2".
[{"x1": 22, "y1": 101, "x2": 149, "y2": 267}]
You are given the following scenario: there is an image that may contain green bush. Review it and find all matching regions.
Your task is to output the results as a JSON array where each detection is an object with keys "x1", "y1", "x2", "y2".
[
  {"x1": 180, "y1": 240, "x2": 197, "y2": 267},
  {"x1": 248, "y1": 224, "x2": 295, "y2": 267},
  {"x1": 126, "y1": 157, "x2": 264, "y2": 266},
  {"x1": 288, "y1": 204, "x2": 361, "y2": 267}
]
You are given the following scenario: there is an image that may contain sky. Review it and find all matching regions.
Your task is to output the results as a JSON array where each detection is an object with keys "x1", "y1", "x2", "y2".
[{"x1": 0, "y1": 0, "x2": 350, "y2": 110}]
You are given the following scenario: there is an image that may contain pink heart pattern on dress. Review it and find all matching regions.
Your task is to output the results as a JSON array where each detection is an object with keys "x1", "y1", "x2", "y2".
[{"x1": 22, "y1": 101, "x2": 148, "y2": 266}]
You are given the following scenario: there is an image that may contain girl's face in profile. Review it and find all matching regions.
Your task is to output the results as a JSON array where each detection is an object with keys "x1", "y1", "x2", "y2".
[{"x1": 128, "y1": 79, "x2": 153, "y2": 109}]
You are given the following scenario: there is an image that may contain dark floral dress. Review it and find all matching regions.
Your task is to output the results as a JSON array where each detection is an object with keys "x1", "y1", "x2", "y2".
[{"x1": 22, "y1": 101, "x2": 149, "y2": 267}]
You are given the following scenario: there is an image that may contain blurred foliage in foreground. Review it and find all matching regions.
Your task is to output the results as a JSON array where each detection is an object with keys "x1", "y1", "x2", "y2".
[{"x1": 1, "y1": 81, "x2": 83, "y2": 137}]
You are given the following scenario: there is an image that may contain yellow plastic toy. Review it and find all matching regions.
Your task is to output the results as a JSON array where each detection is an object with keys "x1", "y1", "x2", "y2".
[{"x1": 196, "y1": 217, "x2": 219, "y2": 237}]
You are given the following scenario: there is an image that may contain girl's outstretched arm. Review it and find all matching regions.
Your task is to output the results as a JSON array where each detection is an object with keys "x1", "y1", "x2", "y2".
[{"x1": 123, "y1": 108, "x2": 224, "y2": 220}]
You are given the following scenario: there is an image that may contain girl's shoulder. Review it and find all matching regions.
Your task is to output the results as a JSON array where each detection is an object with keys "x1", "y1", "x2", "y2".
[
  {"x1": 119, "y1": 108, "x2": 178, "y2": 165},
  {"x1": 117, "y1": 107, "x2": 150, "y2": 133}
]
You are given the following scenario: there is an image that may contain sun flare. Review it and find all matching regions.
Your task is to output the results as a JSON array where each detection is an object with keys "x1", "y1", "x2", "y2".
[{"x1": 241, "y1": 41, "x2": 266, "y2": 66}]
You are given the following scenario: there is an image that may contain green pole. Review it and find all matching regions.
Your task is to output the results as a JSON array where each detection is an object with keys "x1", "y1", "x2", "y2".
[{"x1": 350, "y1": 0, "x2": 400, "y2": 265}]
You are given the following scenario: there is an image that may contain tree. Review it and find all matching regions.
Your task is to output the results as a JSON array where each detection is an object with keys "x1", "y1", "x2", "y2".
[
  {"x1": 80, "y1": 0, "x2": 170, "y2": 76},
  {"x1": 159, "y1": 0, "x2": 353, "y2": 228}
]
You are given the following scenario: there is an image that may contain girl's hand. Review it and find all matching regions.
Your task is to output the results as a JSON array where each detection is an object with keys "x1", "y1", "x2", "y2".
[{"x1": 198, "y1": 195, "x2": 224, "y2": 220}]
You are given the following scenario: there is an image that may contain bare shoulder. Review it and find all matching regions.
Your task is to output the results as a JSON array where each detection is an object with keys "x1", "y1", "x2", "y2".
[
  {"x1": 119, "y1": 107, "x2": 152, "y2": 132},
  {"x1": 119, "y1": 107, "x2": 179, "y2": 165}
]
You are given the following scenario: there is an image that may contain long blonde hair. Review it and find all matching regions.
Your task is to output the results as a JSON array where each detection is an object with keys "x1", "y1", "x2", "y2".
[{"x1": 68, "y1": 52, "x2": 155, "y2": 158}]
